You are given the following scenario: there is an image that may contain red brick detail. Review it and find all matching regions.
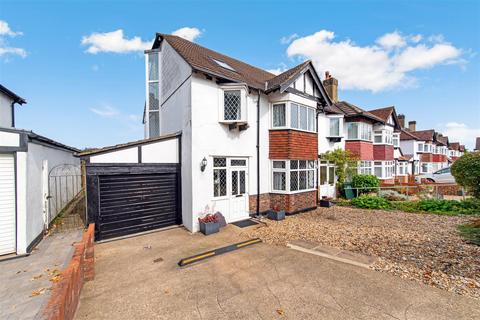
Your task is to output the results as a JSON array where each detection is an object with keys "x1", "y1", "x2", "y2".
[
  {"x1": 421, "y1": 153, "x2": 433, "y2": 162},
  {"x1": 44, "y1": 224, "x2": 95, "y2": 320},
  {"x1": 345, "y1": 141, "x2": 373, "y2": 160},
  {"x1": 432, "y1": 154, "x2": 448, "y2": 162},
  {"x1": 373, "y1": 145, "x2": 394, "y2": 160},
  {"x1": 269, "y1": 130, "x2": 317, "y2": 160},
  {"x1": 249, "y1": 191, "x2": 317, "y2": 214}
]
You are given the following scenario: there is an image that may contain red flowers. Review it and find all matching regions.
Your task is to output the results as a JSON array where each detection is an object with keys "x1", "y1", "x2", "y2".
[{"x1": 198, "y1": 213, "x2": 219, "y2": 223}]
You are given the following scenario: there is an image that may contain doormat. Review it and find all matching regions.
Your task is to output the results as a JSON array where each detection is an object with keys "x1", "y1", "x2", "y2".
[{"x1": 231, "y1": 219, "x2": 259, "y2": 228}]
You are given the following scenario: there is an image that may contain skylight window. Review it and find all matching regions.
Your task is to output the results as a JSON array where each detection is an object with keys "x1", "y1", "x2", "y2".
[{"x1": 212, "y1": 58, "x2": 236, "y2": 72}]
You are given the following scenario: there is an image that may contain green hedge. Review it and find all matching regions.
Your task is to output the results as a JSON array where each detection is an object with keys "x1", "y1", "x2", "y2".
[
  {"x1": 351, "y1": 175, "x2": 380, "y2": 194},
  {"x1": 351, "y1": 195, "x2": 390, "y2": 209}
]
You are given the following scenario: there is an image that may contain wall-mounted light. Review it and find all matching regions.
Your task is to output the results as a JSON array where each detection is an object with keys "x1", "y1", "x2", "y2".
[{"x1": 200, "y1": 157, "x2": 207, "y2": 172}]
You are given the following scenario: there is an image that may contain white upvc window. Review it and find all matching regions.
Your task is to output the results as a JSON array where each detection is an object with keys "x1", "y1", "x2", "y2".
[
  {"x1": 373, "y1": 161, "x2": 394, "y2": 179},
  {"x1": 271, "y1": 102, "x2": 316, "y2": 133},
  {"x1": 393, "y1": 133, "x2": 400, "y2": 147},
  {"x1": 219, "y1": 85, "x2": 247, "y2": 123},
  {"x1": 213, "y1": 157, "x2": 228, "y2": 197},
  {"x1": 396, "y1": 162, "x2": 408, "y2": 176},
  {"x1": 319, "y1": 160, "x2": 336, "y2": 185},
  {"x1": 347, "y1": 122, "x2": 372, "y2": 141},
  {"x1": 417, "y1": 142, "x2": 424, "y2": 152},
  {"x1": 328, "y1": 116, "x2": 343, "y2": 137},
  {"x1": 373, "y1": 129, "x2": 393, "y2": 145},
  {"x1": 271, "y1": 160, "x2": 316, "y2": 193},
  {"x1": 146, "y1": 51, "x2": 160, "y2": 137},
  {"x1": 420, "y1": 162, "x2": 431, "y2": 174},
  {"x1": 358, "y1": 161, "x2": 373, "y2": 175}
]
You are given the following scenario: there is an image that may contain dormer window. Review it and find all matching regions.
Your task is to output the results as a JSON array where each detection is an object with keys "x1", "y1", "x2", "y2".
[{"x1": 219, "y1": 85, "x2": 247, "y2": 124}]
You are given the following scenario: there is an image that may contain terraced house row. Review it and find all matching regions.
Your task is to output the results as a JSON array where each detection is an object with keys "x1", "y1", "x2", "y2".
[{"x1": 80, "y1": 33, "x2": 466, "y2": 237}]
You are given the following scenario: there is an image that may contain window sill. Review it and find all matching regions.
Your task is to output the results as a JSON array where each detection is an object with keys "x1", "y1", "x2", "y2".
[
  {"x1": 345, "y1": 139, "x2": 373, "y2": 143},
  {"x1": 271, "y1": 188, "x2": 317, "y2": 195},
  {"x1": 219, "y1": 120, "x2": 248, "y2": 124}
]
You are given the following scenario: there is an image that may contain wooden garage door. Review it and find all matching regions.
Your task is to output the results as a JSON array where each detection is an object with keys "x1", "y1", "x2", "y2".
[
  {"x1": 97, "y1": 172, "x2": 179, "y2": 240},
  {"x1": 0, "y1": 154, "x2": 16, "y2": 255}
]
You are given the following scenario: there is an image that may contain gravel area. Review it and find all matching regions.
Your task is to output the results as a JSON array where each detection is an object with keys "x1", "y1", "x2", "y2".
[{"x1": 244, "y1": 206, "x2": 480, "y2": 299}]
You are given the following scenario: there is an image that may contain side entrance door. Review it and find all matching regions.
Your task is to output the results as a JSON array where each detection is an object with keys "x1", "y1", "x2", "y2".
[
  {"x1": 319, "y1": 160, "x2": 336, "y2": 199},
  {"x1": 229, "y1": 161, "x2": 247, "y2": 221}
]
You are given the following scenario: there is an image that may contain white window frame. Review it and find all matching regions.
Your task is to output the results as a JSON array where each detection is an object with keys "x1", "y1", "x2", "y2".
[
  {"x1": 396, "y1": 162, "x2": 408, "y2": 176},
  {"x1": 219, "y1": 85, "x2": 247, "y2": 123},
  {"x1": 270, "y1": 101, "x2": 317, "y2": 133},
  {"x1": 346, "y1": 122, "x2": 372, "y2": 141},
  {"x1": 417, "y1": 142, "x2": 424, "y2": 153},
  {"x1": 420, "y1": 162, "x2": 431, "y2": 174},
  {"x1": 328, "y1": 116, "x2": 343, "y2": 137},
  {"x1": 271, "y1": 160, "x2": 316, "y2": 194},
  {"x1": 373, "y1": 128, "x2": 393, "y2": 145},
  {"x1": 373, "y1": 161, "x2": 394, "y2": 179},
  {"x1": 319, "y1": 160, "x2": 336, "y2": 186},
  {"x1": 393, "y1": 133, "x2": 400, "y2": 147},
  {"x1": 145, "y1": 50, "x2": 161, "y2": 138},
  {"x1": 358, "y1": 160, "x2": 373, "y2": 175}
]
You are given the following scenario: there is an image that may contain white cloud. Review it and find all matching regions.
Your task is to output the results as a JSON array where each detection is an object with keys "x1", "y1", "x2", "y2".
[
  {"x1": 0, "y1": 20, "x2": 22, "y2": 37},
  {"x1": 280, "y1": 33, "x2": 299, "y2": 45},
  {"x1": 172, "y1": 27, "x2": 202, "y2": 42},
  {"x1": 440, "y1": 122, "x2": 480, "y2": 150},
  {"x1": 266, "y1": 62, "x2": 288, "y2": 75},
  {"x1": 90, "y1": 105, "x2": 119, "y2": 117},
  {"x1": 286, "y1": 30, "x2": 464, "y2": 92},
  {"x1": 376, "y1": 31, "x2": 406, "y2": 49},
  {"x1": 0, "y1": 20, "x2": 26, "y2": 59},
  {"x1": 81, "y1": 29, "x2": 151, "y2": 54}
]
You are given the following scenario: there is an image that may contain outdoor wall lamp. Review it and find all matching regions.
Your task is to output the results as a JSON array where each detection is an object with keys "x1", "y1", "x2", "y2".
[{"x1": 200, "y1": 157, "x2": 207, "y2": 172}]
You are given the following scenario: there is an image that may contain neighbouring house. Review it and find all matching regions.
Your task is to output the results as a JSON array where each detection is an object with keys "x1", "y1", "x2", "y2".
[
  {"x1": 0, "y1": 84, "x2": 79, "y2": 256},
  {"x1": 448, "y1": 142, "x2": 463, "y2": 161},
  {"x1": 475, "y1": 137, "x2": 480, "y2": 152}
]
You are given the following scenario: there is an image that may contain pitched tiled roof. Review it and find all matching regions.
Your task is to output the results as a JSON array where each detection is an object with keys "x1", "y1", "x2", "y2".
[
  {"x1": 265, "y1": 60, "x2": 311, "y2": 91},
  {"x1": 398, "y1": 155, "x2": 413, "y2": 161},
  {"x1": 333, "y1": 101, "x2": 385, "y2": 122},
  {"x1": 411, "y1": 129, "x2": 435, "y2": 141},
  {"x1": 449, "y1": 142, "x2": 460, "y2": 150},
  {"x1": 368, "y1": 106, "x2": 394, "y2": 122},
  {"x1": 400, "y1": 129, "x2": 419, "y2": 140},
  {"x1": 157, "y1": 34, "x2": 275, "y2": 90},
  {"x1": 436, "y1": 134, "x2": 448, "y2": 146}
]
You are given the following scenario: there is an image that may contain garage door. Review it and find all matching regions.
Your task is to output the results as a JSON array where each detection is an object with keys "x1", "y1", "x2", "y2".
[
  {"x1": 97, "y1": 172, "x2": 179, "y2": 240},
  {"x1": 0, "y1": 154, "x2": 16, "y2": 255}
]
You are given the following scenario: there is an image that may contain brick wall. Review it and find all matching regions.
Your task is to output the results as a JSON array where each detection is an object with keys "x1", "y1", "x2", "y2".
[
  {"x1": 269, "y1": 130, "x2": 317, "y2": 160},
  {"x1": 44, "y1": 224, "x2": 95, "y2": 320},
  {"x1": 345, "y1": 141, "x2": 373, "y2": 160},
  {"x1": 373, "y1": 145, "x2": 394, "y2": 160},
  {"x1": 421, "y1": 153, "x2": 433, "y2": 162},
  {"x1": 249, "y1": 191, "x2": 317, "y2": 214}
]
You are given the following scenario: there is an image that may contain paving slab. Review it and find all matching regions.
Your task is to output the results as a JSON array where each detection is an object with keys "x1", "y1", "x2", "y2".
[
  {"x1": 75, "y1": 226, "x2": 479, "y2": 320},
  {"x1": 0, "y1": 230, "x2": 83, "y2": 320}
]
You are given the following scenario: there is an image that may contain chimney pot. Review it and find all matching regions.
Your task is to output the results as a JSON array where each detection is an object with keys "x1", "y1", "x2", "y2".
[{"x1": 408, "y1": 121, "x2": 416, "y2": 132}]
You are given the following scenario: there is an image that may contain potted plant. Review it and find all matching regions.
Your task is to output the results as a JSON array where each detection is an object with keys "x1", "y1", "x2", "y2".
[
  {"x1": 198, "y1": 213, "x2": 220, "y2": 235},
  {"x1": 267, "y1": 205, "x2": 285, "y2": 221},
  {"x1": 320, "y1": 196, "x2": 334, "y2": 208}
]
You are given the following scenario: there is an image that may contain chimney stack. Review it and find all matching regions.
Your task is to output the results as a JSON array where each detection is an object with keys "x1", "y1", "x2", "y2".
[
  {"x1": 323, "y1": 71, "x2": 338, "y2": 103},
  {"x1": 408, "y1": 121, "x2": 416, "y2": 132},
  {"x1": 398, "y1": 114, "x2": 405, "y2": 129}
]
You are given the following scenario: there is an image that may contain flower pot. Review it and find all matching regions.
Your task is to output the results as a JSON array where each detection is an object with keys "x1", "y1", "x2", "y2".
[
  {"x1": 320, "y1": 200, "x2": 333, "y2": 208},
  {"x1": 199, "y1": 221, "x2": 220, "y2": 235},
  {"x1": 267, "y1": 210, "x2": 285, "y2": 221}
]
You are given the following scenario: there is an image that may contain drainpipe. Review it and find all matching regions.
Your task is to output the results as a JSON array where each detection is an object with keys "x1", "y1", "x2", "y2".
[
  {"x1": 11, "y1": 101, "x2": 16, "y2": 127},
  {"x1": 316, "y1": 107, "x2": 320, "y2": 203},
  {"x1": 256, "y1": 90, "x2": 261, "y2": 218}
]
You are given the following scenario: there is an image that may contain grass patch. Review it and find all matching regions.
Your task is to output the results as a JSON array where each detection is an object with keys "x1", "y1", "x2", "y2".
[{"x1": 458, "y1": 219, "x2": 480, "y2": 245}]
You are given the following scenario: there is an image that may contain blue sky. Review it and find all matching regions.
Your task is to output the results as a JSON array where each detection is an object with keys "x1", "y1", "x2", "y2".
[{"x1": 1, "y1": 0, "x2": 479, "y2": 149}]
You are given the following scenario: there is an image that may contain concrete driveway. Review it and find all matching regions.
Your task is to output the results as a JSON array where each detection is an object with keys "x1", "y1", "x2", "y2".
[{"x1": 75, "y1": 226, "x2": 480, "y2": 320}]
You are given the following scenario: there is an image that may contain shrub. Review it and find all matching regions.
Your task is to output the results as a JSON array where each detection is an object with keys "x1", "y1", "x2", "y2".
[
  {"x1": 378, "y1": 189, "x2": 408, "y2": 201},
  {"x1": 322, "y1": 149, "x2": 358, "y2": 185},
  {"x1": 458, "y1": 219, "x2": 480, "y2": 246},
  {"x1": 351, "y1": 195, "x2": 390, "y2": 209},
  {"x1": 351, "y1": 175, "x2": 380, "y2": 194},
  {"x1": 390, "y1": 201, "x2": 419, "y2": 212},
  {"x1": 417, "y1": 199, "x2": 480, "y2": 215},
  {"x1": 451, "y1": 152, "x2": 480, "y2": 198}
]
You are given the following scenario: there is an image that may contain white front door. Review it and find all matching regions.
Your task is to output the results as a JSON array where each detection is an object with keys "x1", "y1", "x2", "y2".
[
  {"x1": 0, "y1": 153, "x2": 16, "y2": 255},
  {"x1": 212, "y1": 157, "x2": 249, "y2": 223},
  {"x1": 319, "y1": 160, "x2": 336, "y2": 199}
]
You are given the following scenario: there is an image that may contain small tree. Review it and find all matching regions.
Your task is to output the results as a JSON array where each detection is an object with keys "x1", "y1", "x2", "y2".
[
  {"x1": 451, "y1": 152, "x2": 480, "y2": 198},
  {"x1": 322, "y1": 149, "x2": 358, "y2": 185},
  {"x1": 351, "y1": 175, "x2": 380, "y2": 194}
]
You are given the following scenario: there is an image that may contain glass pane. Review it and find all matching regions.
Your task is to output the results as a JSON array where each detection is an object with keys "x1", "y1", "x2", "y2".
[
  {"x1": 330, "y1": 118, "x2": 339, "y2": 136},
  {"x1": 347, "y1": 123, "x2": 358, "y2": 139},
  {"x1": 320, "y1": 166, "x2": 327, "y2": 185},
  {"x1": 231, "y1": 159, "x2": 246, "y2": 166},
  {"x1": 308, "y1": 108, "x2": 315, "y2": 131},
  {"x1": 290, "y1": 171, "x2": 298, "y2": 191},
  {"x1": 291, "y1": 104, "x2": 298, "y2": 128},
  {"x1": 273, "y1": 104, "x2": 286, "y2": 127},
  {"x1": 328, "y1": 167, "x2": 335, "y2": 184},
  {"x1": 149, "y1": 82, "x2": 159, "y2": 110},
  {"x1": 240, "y1": 171, "x2": 246, "y2": 194},
  {"x1": 231, "y1": 171, "x2": 238, "y2": 195},
  {"x1": 299, "y1": 106, "x2": 308, "y2": 130},
  {"x1": 273, "y1": 172, "x2": 286, "y2": 191},
  {"x1": 148, "y1": 52, "x2": 159, "y2": 81},
  {"x1": 224, "y1": 90, "x2": 241, "y2": 120},
  {"x1": 308, "y1": 160, "x2": 315, "y2": 169},
  {"x1": 213, "y1": 158, "x2": 226, "y2": 167},
  {"x1": 214, "y1": 169, "x2": 227, "y2": 197},
  {"x1": 273, "y1": 161, "x2": 285, "y2": 169},
  {"x1": 290, "y1": 160, "x2": 298, "y2": 169},
  {"x1": 307, "y1": 170, "x2": 315, "y2": 188},
  {"x1": 299, "y1": 171, "x2": 307, "y2": 190},
  {"x1": 374, "y1": 167, "x2": 382, "y2": 178},
  {"x1": 148, "y1": 112, "x2": 159, "y2": 137},
  {"x1": 299, "y1": 160, "x2": 306, "y2": 169},
  {"x1": 374, "y1": 135, "x2": 382, "y2": 143}
]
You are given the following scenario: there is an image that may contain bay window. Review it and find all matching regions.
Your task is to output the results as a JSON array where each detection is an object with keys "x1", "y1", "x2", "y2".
[
  {"x1": 347, "y1": 122, "x2": 372, "y2": 141},
  {"x1": 272, "y1": 160, "x2": 316, "y2": 192},
  {"x1": 373, "y1": 161, "x2": 394, "y2": 179},
  {"x1": 396, "y1": 162, "x2": 408, "y2": 176},
  {"x1": 358, "y1": 161, "x2": 372, "y2": 175},
  {"x1": 220, "y1": 85, "x2": 247, "y2": 123},
  {"x1": 373, "y1": 129, "x2": 393, "y2": 145},
  {"x1": 272, "y1": 102, "x2": 316, "y2": 132}
]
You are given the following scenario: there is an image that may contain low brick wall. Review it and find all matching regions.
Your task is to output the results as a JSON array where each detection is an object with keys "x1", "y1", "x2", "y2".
[
  {"x1": 249, "y1": 191, "x2": 317, "y2": 214},
  {"x1": 43, "y1": 224, "x2": 95, "y2": 320}
]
